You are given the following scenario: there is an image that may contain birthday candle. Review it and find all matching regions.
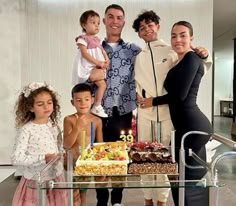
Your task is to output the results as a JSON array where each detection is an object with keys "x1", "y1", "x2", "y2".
[
  {"x1": 120, "y1": 130, "x2": 126, "y2": 142},
  {"x1": 81, "y1": 129, "x2": 86, "y2": 155},
  {"x1": 171, "y1": 130, "x2": 175, "y2": 163},
  {"x1": 90, "y1": 122, "x2": 94, "y2": 146},
  {"x1": 127, "y1": 130, "x2": 134, "y2": 142},
  {"x1": 157, "y1": 122, "x2": 161, "y2": 143}
]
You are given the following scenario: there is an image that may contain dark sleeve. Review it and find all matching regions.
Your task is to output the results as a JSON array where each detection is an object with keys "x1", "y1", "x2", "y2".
[
  {"x1": 152, "y1": 94, "x2": 169, "y2": 106},
  {"x1": 174, "y1": 52, "x2": 201, "y2": 101}
]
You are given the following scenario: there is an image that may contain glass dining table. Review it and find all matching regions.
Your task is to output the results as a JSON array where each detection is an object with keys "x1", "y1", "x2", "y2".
[{"x1": 27, "y1": 132, "x2": 236, "y2": 206}]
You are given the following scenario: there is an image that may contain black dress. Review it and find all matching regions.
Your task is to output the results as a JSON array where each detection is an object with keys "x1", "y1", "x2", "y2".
[{"x1": 153, "y1": 51, "x2": 212, "y2": 206}]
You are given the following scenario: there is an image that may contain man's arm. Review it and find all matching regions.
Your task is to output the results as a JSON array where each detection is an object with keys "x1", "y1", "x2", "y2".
[
  {"x1": 202, "y1": 52, "x2": 212, "y2": 74},
  {"x1": 191, "y1": 46, "x2": 212, "y2": 73}
]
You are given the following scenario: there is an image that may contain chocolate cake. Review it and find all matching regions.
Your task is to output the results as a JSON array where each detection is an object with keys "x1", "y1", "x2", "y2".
[{"x1": 127, "y1": 142, "x2": 178, "y2": 174}]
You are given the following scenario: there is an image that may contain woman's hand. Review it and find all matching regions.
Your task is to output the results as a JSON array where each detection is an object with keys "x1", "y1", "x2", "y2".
[{"x1": 137, "y1": 93, "x2": 153, "y2": 108}]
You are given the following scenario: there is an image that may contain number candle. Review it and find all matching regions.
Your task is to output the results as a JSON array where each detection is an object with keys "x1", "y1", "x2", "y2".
[
  {"x1": 127, "y1": 130, "x2": 134, "y2": 142},
  {"x1": 120, "y1": 130, "x2": 126, "y2": 142}
]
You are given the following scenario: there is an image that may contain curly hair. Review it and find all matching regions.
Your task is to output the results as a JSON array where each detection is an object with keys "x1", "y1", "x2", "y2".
[
  {"x1": 132, "y1": 10, "x2": 160, "y2": 32},
  {"x1": 15, "y1": 85, "x2": 61, "y2": 128}
]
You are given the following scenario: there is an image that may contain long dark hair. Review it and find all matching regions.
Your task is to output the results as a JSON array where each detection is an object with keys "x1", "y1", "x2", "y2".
[{"x1": 172, "y1": 21, "x2": 193, "y2": 36}]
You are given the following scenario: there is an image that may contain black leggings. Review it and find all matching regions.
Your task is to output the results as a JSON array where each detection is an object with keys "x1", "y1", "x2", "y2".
[{"x1": 172, "y1": 143, "x2": 209, "y2": 206}]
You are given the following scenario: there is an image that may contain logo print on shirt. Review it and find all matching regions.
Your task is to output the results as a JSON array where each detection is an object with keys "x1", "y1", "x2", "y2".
[
  {"x1": 120, "y1": 76, "x2": 129, "y2": 84},
  {"x1": 113, "y1": 88, "x2": 119, "y2": 95},
  {"x1": 122, "y1": 94, "x2": 131, "y2": 103},
  {"x1": 121, "y1": 59, "x2": 131, "y2": 66}
]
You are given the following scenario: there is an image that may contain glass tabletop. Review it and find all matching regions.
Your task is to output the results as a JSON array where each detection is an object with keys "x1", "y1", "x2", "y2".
[
  {"x1": 25, "y1": 135, "x2": 236, "y2": 206},
  {"x1": 27, "y1": 173, "x2": 225, "y2": 190},
  {"x1": 26, "y1": 149, "x2": 227, "y2": 190}
]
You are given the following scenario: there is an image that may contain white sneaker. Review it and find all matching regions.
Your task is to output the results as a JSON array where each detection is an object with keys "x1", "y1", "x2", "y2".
[
  {"x1": 113, "y1": 204, "x2": 124, "y2": 206},
  {"x1": 91, "y1": 105, "x2": 108, "y2": 118}
]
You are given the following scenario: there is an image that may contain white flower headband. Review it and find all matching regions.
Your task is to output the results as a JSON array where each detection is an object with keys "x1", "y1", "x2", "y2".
[{"x1": 22, "y1": 82, "x2": 54, "y2": 98}]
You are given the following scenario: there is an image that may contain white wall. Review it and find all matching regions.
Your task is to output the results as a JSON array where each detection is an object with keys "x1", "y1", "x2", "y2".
[
  {"x1": 0, "y1": 0, "x2": 21, "y2": 164},
  {"x1": 1, "y1": 0, "x2": 213, "y2": 164},
  {"x1": 214, "y1": 37, "x2": 234, "y2": 115}
]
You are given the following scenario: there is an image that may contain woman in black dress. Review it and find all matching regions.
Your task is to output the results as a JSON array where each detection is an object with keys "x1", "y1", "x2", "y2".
[{"x1": 139, "y1": 21, "x2": 212, "y2": 206}]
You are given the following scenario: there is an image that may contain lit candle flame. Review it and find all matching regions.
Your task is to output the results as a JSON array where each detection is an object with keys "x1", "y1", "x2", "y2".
[
  {"x1": 127, "y1": 130, "x2": 134, "y2": 142},
  {"x1": 120, "y1": 130, "x2": 126, "y2": 142}
]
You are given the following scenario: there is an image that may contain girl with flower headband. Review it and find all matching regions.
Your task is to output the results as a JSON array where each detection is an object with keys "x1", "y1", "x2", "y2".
[
  {"x1": 72, "y1": 10, "x2": 109, "y2": 118},
  {"x1": 11, "y1": 82, "x2": 67, "y2": 206}
]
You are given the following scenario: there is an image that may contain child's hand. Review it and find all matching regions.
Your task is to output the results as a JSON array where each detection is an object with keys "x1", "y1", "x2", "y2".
[
  {"x1": 45, "y1": 153, "x2": 57, "y2": 163},
  {"x1": 74, "y1": 113, "x2": 88, "y2": 128},
  {"x1": 97, "y1": 60, "x2": 109, "y2": 70},
  {"x1": 97, "y1": 61, "x2": 105, "y2": 69},
  {"x1": 103, "y1": 59, "x2": 110, "y2": 70}
]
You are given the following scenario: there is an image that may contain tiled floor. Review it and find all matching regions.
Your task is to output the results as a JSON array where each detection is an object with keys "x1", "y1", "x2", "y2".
[{"x1": 0, "y1": 116, "x2": 235, "y2": 206}]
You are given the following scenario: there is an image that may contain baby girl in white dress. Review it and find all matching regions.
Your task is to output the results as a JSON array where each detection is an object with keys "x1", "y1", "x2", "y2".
[{"x1": 72, "y1": 10, "x2": 109, "y2": 118}]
